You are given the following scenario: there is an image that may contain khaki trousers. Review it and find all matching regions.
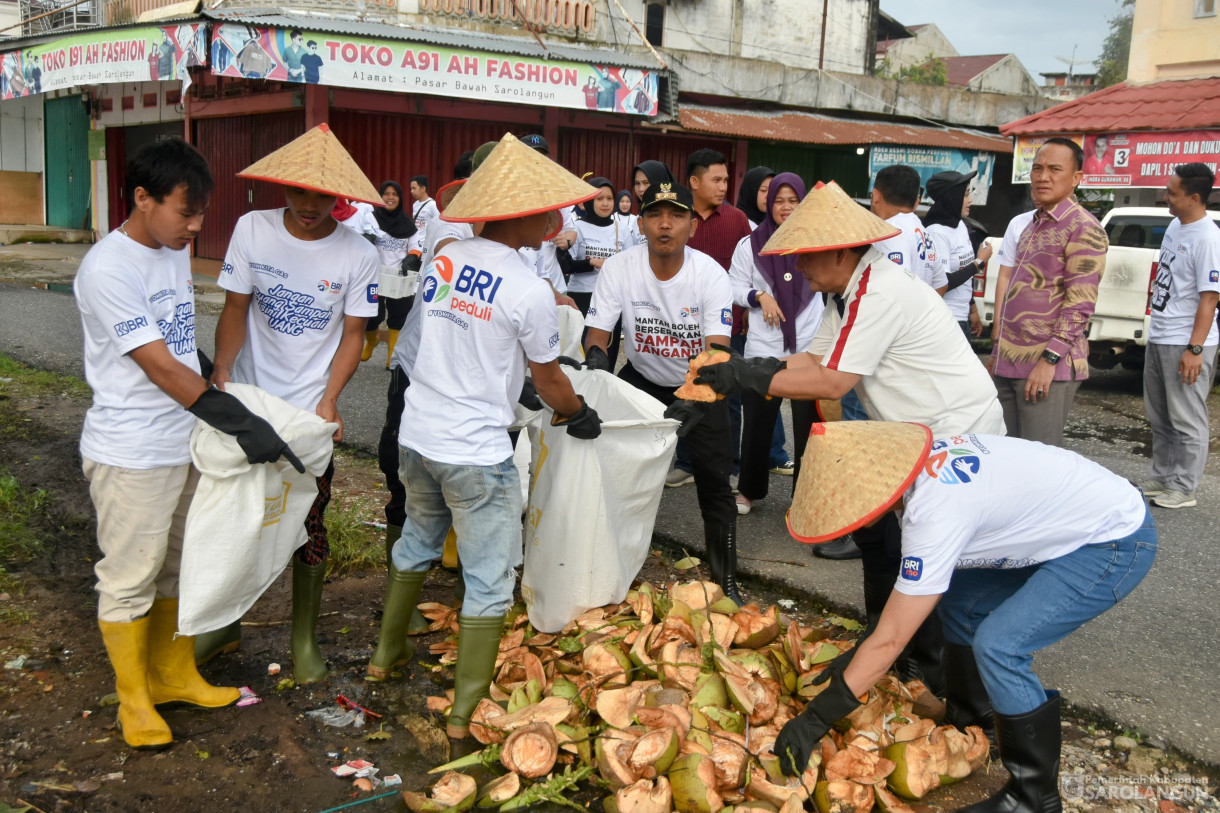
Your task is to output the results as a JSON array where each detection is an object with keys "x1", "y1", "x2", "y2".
[{"x1": 83, "y1": 459, "x2": 198, "y2": 623}]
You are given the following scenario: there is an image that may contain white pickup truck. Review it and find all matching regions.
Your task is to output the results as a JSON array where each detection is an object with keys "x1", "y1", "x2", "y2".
[{"x1": 976, "y1": 206, "x2": 1220, "y2": 370}]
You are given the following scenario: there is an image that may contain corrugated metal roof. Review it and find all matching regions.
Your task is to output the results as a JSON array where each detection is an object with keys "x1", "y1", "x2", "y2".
[
  {"x1": 941, "y1": 54, "x2": 1008, "y2": 88},
  {"x1": 1001, "y1": 77, "x2": 1220, "y2": 135},
  {"x1": 675, "y1": 105, "x2": 1011, "y2": 153},
  {"x1": 204, "y1": 9, "x2": 664, "y2": 71}
]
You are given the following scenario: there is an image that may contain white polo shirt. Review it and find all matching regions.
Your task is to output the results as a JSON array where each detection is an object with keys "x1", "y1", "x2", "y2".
[
  {"x1": 808, "y1": 248, "x2": 1005, "y2": 437},
  {"x1": 896, "y1": 434, "x2": 1148, "y2": 596}
]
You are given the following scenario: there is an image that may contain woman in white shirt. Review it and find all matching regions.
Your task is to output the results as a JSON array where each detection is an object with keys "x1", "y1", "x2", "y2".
[
  {"x1": 571, "y1": 178, "x2": 627, "y2": 366},
  {"x1": 728, "y1": 172, "x2": 824, "y2": 514}
]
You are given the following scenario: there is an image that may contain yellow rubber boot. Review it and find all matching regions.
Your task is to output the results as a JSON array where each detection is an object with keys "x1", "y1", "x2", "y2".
[
  {"x1": 97, "y1": 616, "x2": 173, "y2": 750},
  {"x1": 147, "y1": 599, "x2": 241, "y2": 708},
  {"x1": 384, "y1": 329, "x2": 400, "y2": 370},
  {"x1": 361, "y1": 330, "x2": 380, "y2": 362}
]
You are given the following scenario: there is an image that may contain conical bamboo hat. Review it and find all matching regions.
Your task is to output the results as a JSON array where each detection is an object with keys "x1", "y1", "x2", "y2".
[
  {"x1": 761, "y1": 180, "x2": 900, "y2": 255},
  {"x1": 238, "y1": 124, "x2": 381, "y2": 205},
  {"x1": 441, "y1": 132, "x2": 597, "y2": 222},
  {"x1": 787, "y1": 421, "x2": 932, "y2": 544}
]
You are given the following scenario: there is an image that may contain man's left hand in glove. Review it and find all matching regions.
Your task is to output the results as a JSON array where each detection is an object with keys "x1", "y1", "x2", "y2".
[
  {"x1": 773, "y1": 669, "x2": 863, "y2": 776},
  {"x1": 551, "y1": 395, "x2": 602, "y2": 439},
  {"x1": 694, "y1": 344, "x2": 786, "y2": 398}
]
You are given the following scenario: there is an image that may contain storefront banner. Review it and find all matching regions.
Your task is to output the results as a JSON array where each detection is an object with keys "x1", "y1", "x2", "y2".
[
  {"x1": 1079, "y1": 130, "x2": 1220, "y2": 188},
  {"x1": 868, "y1": 145, "x2": 996, "y2": 205},
  {"x1": 0, "y1": 24, "x2": 207, "y2": 101},
  {"x1": 1011, "y1": 134, "x2": 1084, "y2": 184},
  {"x1": 210, "y1": 23, "x2": 659, "y2": 116}
]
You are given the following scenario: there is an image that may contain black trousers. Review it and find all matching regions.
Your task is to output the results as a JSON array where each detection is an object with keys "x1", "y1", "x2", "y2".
[
  {"x1": 570, "y1": 291, "x2": 621, "y2": 369},
  {"x1": 367, "y1": 295, "x2": 413, "y2": 332},
  {"x1": 737, "y1": 391, "x2": 817, "y2": 501},
  {"x1": 379, "y1": 365, "x2": 410, "y2": 527},
  {"x1": 618, "y1": 362, "x2": 736, "y2": 528}
]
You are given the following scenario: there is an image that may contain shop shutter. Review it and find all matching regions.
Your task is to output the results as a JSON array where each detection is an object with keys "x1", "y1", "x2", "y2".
[{"x1": 44, "y1": 95, "x2": 91, "y2": 229}]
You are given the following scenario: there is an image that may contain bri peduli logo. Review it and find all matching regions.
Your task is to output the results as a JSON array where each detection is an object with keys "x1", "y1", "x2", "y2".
[
  {"x1": 317, "y1": 280, "x2": 343, "y2": 294},
  {"x1": 421, "y1": 256, "x2": 454, "y2": 304},
  {"x1": 902, "y1": 556, "x2": 923, "y2": 581}
]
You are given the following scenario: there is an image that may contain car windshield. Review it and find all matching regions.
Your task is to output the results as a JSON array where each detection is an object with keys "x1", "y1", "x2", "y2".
[{"x1": 1106, "y1": 214, "x2": 1220, "y2": 249}]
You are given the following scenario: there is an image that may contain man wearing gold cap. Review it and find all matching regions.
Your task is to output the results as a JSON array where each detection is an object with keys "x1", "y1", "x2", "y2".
[
  {"x1": 696, "y1": 181, "x2": 1006, "y2": 698},
  {"x1": 203, "y1": 124, "x2": 382, "y2": 683},
  {"x1": 365, "y1": 134, "x2": 602, "y2": 739}
]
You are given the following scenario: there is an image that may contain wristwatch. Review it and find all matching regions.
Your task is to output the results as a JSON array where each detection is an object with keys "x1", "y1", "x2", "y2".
[
  {"x1": 1189, "y1": 344, "x2": 1204, "y2": 355},
  {"x1": 1041, "y1": 349, "x2": 1061, "y2": 365}
]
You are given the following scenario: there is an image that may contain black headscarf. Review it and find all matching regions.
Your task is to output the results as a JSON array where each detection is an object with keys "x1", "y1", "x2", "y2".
[
  {"x1": 581, "y1": 178, "x2": 616, "y2": 227},
  {"x1": 373, "y1": 181, "x2": 416, "y2": 239},
  {"x1": 616, "y1": 189, "x2": 633, "y2": 215},
  {"x1": 736, "y1": 166, "x2": 775, "y2": 225},
  {"x1": 922, "y1": 174, "x2": 969, "y2": 231},
  {"x1": 632, "y1": 160, "x2": 675, "y2": 204}
]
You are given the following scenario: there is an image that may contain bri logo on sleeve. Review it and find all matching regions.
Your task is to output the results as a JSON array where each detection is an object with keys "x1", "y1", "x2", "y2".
[
  {"x1": 720, "y1": 308, "x2": 732, "y2": 326},
  {"x1": 113, "y1": 316, "x2": 148, "y2": 337},
  {"x1": 1210, "y1": 270, "x2": 1219, "y2": 283},
  {"x1": 901, "y1": 557, "x2": 923, "y2": 581}
]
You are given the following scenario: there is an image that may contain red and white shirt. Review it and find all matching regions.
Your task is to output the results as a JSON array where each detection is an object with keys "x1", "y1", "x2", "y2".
[{"x1": 807, "y1": 248, "x2": 1005, "y2": 437}]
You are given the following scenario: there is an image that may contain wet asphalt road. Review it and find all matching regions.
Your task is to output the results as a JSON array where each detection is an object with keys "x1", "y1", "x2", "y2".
[{"x1": 1, "y1": 268, "x2": 1218, "y2": 766}]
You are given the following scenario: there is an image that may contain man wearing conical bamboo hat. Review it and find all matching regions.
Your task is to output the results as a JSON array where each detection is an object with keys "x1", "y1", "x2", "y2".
[
  {"x1": 770, "y1": 420, "x2": 1155, "y2": 813},
  {"x1": 366, "y1": 133, "x2": 603, "y2": 739},
  {"x1": 694, "y1": 180, "x2": 1007, "y2": 717},
  {"x1": 199, "y1": 124, "x2": 383, "y2": 681}
]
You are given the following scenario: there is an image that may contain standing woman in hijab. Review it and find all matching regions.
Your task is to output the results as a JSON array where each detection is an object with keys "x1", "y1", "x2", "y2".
[
  {"x1": 923, "y1": 170, "x2": 991, "y2": 340},
  {"x1": 736, "y1": 166, "x2": 775, "y2": 229},
  {"x1": 571, "y1": 177, "x2": 626, "y2": 366},
  {"x1": 361, "y1": 180, "x2": 417, "y2": 367},
  {"x1": 728, "y1": 173, "x2": 823, "y2": 515}
]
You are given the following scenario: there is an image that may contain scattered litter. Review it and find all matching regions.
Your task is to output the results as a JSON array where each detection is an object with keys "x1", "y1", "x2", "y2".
[
  {"x1": 776, "y1": 598, "x2": 796, "y2": 609},
  {"x1": 81, "y1": 710, "x2": 91, "y2": 718},
  {"x1": 267, "y1": 663, "x2": 281, "y2": 676},
  {"x1": 307, "y1": 707, "x2": 365, "y2": 728},
  {"x1": 362, "y1": 520, "x2": 388, "y2": 530},
  {"x1": 74, "y1": 778, "x2": 101, "y2": 793},
  {"x1": 365, "y1": 728, "x2": 391, "y2": 742},
  {"x1": 0, "y1": 377, "x2": 11, "y2": 382},
  {"x1": 353, "y1": 777, "x2": 374, "y2": 792},
  {"x1": 336, "y1": 694, "x2": 382, "y2": 719},
  {"x1": 236, "y1": 686, "x2": 261, "y2": 707},
  {"x1": 5, "y1": 655, "x2": 26, "y2": 670},
  {"x1": 102, "y1": 772, "x2": 123, "y2": 782},
  {"x1": 326, "y1": 751, "x2": 341, "y2": 760},
  {"x1": 331, "y1": 759, "x2": 375, "y2": 778},
  {"x1": 382, "y1": 774, "x2": 401, "y2": 788}
]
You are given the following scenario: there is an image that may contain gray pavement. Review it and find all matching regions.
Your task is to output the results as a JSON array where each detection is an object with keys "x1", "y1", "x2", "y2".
[{"x1": 2, "y1": 248, "x2": 1219, "y2": 766}]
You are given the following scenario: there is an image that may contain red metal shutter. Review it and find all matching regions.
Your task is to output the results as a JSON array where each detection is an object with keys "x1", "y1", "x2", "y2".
[{"x1": 194, "y1": 116, "x2": 252, "y2": 260}]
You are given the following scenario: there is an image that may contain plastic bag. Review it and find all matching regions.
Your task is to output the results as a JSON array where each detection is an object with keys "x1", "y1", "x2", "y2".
[{"x1": 520, "y1": 369, "x2": 678, "y2": 632}]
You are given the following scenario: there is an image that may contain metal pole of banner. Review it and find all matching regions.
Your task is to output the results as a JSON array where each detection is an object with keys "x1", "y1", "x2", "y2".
[{"x1": 0, "y1": 0, "x2": 94, "y2": 34}]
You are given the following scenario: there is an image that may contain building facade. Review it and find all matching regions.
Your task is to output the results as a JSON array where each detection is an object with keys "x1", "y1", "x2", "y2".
[{"x1": 1128, "y1": 0, "x2": 1220, "y2": 83}]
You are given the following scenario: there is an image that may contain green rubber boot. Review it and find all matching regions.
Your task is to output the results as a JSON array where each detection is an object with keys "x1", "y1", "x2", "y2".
[
  {"x1": 193, "y1": 619, "x2": 241, "y2": 666},
  {"x1": 366, "y1": 567, "x2": 427, "y2": 681},
  {"x1": 387, "y1": 524, "x2": 431, "y2": 636},
  {"x1": 446, "y1": 614, "x2": 505, "y2": 739},
  {"x1": 291, "y1": 559, "x2": 329, "y2": 684}
]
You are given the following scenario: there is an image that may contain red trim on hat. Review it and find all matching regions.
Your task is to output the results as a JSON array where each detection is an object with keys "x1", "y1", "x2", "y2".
[
  {"x1": 786, "y1": 422, "x2": 933, "y2": 545},
  {"x1": 826, "y1": 264, "x2": 870, "y2": 370},
  {"x1": 235, "y1": 173, "x2": 383, "y2": 206},
  {"x1": 439, "y1": 190, "x2": 598, "y2": 224},
  {"x1": 758, "y1": 226, "x2": 901, "y2": 255}
]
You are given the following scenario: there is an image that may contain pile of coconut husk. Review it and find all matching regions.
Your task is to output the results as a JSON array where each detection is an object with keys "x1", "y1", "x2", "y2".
[{"x1": 403, "y1": 580, "x2": 990, "y2": 813}]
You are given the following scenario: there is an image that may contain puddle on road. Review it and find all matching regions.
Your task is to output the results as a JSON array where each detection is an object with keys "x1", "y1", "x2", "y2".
[
  {"x1": 1065, "y1": 420, "x2": 1154, "y2": 458},
  {"x1": 0, "y1": 278, "x2": 76, "y2": 295}
]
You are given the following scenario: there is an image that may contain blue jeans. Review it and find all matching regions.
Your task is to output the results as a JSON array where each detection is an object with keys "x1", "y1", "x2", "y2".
[
  {"x1": 392, "y1": 447, "x2": 522, "y2": 617},
  {"x1": 938, "y1": 505, "x2": 1157, "y2": 715},
  {"x1": 841, "y1": 389, "x2": 869, "y2": 421}
]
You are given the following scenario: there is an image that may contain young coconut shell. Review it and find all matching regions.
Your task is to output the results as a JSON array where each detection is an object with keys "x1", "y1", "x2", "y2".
[
  {"x1": 733, "y1": 606, "x2": 781, "y2": 649},
  {"x1": 812, "y1": 778, "x2": 874, "y2": 813},
  {"x1": 669, "y1": 581, "x2": 725, "y2": 612},
  {"x1": 668, "y1": 752, "x2": 725, "y2": 813},
  {"x1": 627, "y1": 727, "x2": 681, "y2": 776},
  {"x1": 709, "y1": 731, "x2": 750, "y2": 791},
  {"x1": 583, "y1": 642, "x2": 633, "y2": 688},
  {"x1": 501, "y1": 722, "x2": 559, "y2": 779},
  {"x1": 882, "y1": 740, "x2": 940, "y2": 800},
  {"x1": 743, "y1": 766, "x2": 809, "y2": 808},
  {"x1": 476, "y1": 772, "x2": 521, "y2": 807},
  {"x1": 614, "y1": 776, "x2": 674, "y2": 813},
  {"x1": 823, "y1": 745, "x2": 896, "y2": 785},
  {"x1": 597, "y1": 684, "x2": 648, "y2": 730},
  {"x1": 873, "y1": 784, "x2": 918, "y2": 813},
  {"x1": 469, "y1": 698, "x2": 508, "y2": 744},
  {"x1": 596, "y1": 729, "x2": 642, "y2": 789},
  {"x1": 402, "y1": 772, "x2": 478, "y2": 813}
]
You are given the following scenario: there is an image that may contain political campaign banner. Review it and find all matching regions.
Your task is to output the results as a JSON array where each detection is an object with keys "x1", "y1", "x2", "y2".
[
  {"x1": 1011, "y1": 133, "x2": 1085, "y2": 184},
  {"x1": 1079, "y1": 130, "x2": 1220, "y2": 188},
  {"x1": 868, "y1": 145, "x2": 996, "y2": 205}
]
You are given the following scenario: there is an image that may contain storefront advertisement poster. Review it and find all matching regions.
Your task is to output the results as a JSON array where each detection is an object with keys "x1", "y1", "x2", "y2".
[
  {"x1": 209, "y1": 23, "x2": 659, "y2": 116},
  {"x1": 868, "y1": 145, "x2": 996, "y2": 205},
  {"x1": 1011, "y1": 133, "x2": 1084, "y2": 184}
]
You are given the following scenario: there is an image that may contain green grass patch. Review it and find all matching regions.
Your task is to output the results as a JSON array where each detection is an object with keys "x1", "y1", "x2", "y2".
[
  {"x1": 0, "y1": 353, "x2": 91, "y2": 399},
  {"x1": 325, "y1": 495, "x2": 384, "y2": 576},
  {"x1": 0, "y1": 473, "x2": 47, "y2": 614}
]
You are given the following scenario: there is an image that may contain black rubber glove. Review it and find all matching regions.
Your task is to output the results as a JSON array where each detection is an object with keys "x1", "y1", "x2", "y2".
[
  {"x1": 663, "y1": 400, "x2": 709, "y2": 438},
  {"x1": 584, "y1": 345, "x2": 613, "y2": 372},
  {"x1": 518, "y1": 379, "x2": 544, "y2": 411},
  {"x1": 693, "y1": 344, "x2": 786, "y2": 398},
  {"x1": 556, "y1": 356, "x2": 583, "y2": 370},
  {"x1": 188, "y1": 388, "x2": 306, "y2": 473},
  {"x1": 774, "y1": 672, "x2": 862, "y2": 776},
  {"x1": 550, "y1": 395, "x2": 602, "y2": 439}
]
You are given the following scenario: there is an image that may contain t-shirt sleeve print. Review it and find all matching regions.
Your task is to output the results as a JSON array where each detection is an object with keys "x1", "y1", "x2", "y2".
[
  {"x1": 585, "y1": 259, "x2": 624, "y2": 330},
  {"x1": 701, "y1": 269, "x2": 734, "y2": 341},
  {"x1": 346, "y1": 243, "x2": 382, "y2": 318},
  {"x1": 219, "y1": 217, "x2": 255, "y2": 295},
  {"x1": 79, "y1": 264, "x2": 167, "y2": 357},
  {"x1": 516, "y1": 285, "x2": 562, "y2": 364}
]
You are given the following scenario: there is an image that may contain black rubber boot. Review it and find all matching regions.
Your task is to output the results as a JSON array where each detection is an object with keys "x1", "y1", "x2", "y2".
[
  {"x1": 704, "y1": 521, "x2": 744, "y2": 606},
  {"x1": 861, "y1": 569, "x2": 945, "y2": 697},
  {"x1": 959, "y1": 691, "x2": 1063, "y2": 813},
  {"x1": 944, "y1": 642, "x2": 997, "y2": 748}
]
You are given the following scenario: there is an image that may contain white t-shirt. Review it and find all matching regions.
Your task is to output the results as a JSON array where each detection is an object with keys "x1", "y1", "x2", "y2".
[
  {"x1": 875, "y1": 211, "x2": 947, "y2": 290},
  {"x1": 998, "y1": 211, "x2": 1036, "y2": 266},
  {"x1": 895, "y1": 433, "x2": 1147, "y2": 596},
  {"x1": 76, "y1": 231, "x2": 200, "y2": 469},
  {"x1": 219, "y1": 209, "x2": 380, "y2": 411},
  {"x1": 586, "y1": 245, "x2": 733, "y2": 387},
  {"x1": 927, "y1": 221, "x2": 976, "y2": 320},
  {"x1": 399, "y1": 237, "x2": 560, "y2": 466},
  {"x1": 409, "y1": 197, "x2": 440, "y2": 255},
  {"x1": 808, "y1": 249, "x2": 1005, "y2": 437},
  {"x1": 337, "y1": 202, "x2": 377, "y2": 237},
  {"x1": 570, "y1": 218, "x2": 628, "y2": 294},
  {"x1": 728, "y1": 235, "x2": 824, "y2": 358},
  {"x1": 1149, "y1": 216, "x2": 1220, "y2": 345},
  {"x1": 518, "y1": 207, "x2": 577, "y2": 294},
  {"x1": 395, "y1": 219, "x2": 476, "y2": 374}
]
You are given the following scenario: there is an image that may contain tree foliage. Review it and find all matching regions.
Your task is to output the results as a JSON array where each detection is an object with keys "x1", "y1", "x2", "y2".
[
  {"x1": 878, "y1": 53, "x2": 948, "y2": 86},
  {"x1": 1095, "y1": 0, "x2": 1135, "y2": 87}
]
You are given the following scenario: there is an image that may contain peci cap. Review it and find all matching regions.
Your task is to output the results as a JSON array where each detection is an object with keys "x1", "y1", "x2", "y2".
[
  {"x1": 237, "y1": 124, "x2": 381, "y2": 205},
  {"x1": 639, "y1": 180, "x2": 694, "y2": 213},
  {"x1": 760, "y1": 180, "x2": 900, "y2": 255}
]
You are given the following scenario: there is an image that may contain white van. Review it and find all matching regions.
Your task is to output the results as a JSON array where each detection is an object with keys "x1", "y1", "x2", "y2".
[{"x1": 976, "y1": 207, "x2": 1220, "y2": 370}]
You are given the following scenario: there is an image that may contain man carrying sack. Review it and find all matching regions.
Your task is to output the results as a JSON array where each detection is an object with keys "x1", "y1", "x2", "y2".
[
  {"x1": 203, "y1": 124, "x2": 382, "y2": 682},
  {"x1": 695, "y1": 181, "x2": 1005, "y2": 695},
  {"x1": 75, "y1": 139, "x2": 301, "y2": 749},
  {"x1": 771, "y1": 421, "x2": 1156, "y2": 813},
  {"x1": 365, "y1": 133, "x2": 602, "y2": 739}
]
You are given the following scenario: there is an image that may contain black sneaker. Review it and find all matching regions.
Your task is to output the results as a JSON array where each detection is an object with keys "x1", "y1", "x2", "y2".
[{"x1": 812, "y1": 534, "x2": 862, "y2": 560}]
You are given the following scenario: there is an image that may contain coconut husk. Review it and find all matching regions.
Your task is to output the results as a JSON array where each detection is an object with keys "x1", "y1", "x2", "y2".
[
  {"x1": 673, "y1": 349, "x2": 729, "y2": 402},
  {"x1": 502, "y1": 722, "x2": 559, "y2": 779}
]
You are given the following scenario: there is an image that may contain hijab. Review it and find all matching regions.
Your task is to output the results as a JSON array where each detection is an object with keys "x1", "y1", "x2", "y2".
[
  {"x1": 750, "y1": 172, "x2": 811, "y2": 353},
  {"x1": 632, "y1": 160, "x2": 674, "y2": 204},
  {"x1": 581, "y1": 178, "x2": 616, "y2": 228},
  {"x1": 616, "y1": 189, "x2": 633, "y2": 215},
  {"x1": 373, "y1": 180, "x2": 416, "y2": 239},
  {"x1": 922, "y1": 175, "x2": 968, "y2": 231},
  {"x1": 736, "y1": 166, "x2": 775, "y2": 226}
]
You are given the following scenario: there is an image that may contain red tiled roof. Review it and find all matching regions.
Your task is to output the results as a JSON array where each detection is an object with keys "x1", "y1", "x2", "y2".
[
  {"x1": 675, "y1": 106, "x2": 1010, "y2": 152},
  {"x1": 941, "y1": 55, "x2": 1008, "y2": 88},
  {"x1": 1001, "y1": 77, "x2": 1220, "y2": 135}
]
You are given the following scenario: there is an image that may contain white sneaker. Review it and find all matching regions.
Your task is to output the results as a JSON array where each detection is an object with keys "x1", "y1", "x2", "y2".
[
  {"x1": 735, "y1": 495, "x2": 753, "y2": 515},
  {"x1": 1152, "y1": 489, "x2": 1196, "y2": 509},
  {"x1": 665, "y1": 468, "x2": 695, "y2": 488},
  {"x1": 1138, "y1": 479, "x2": 1167, "y2": 497},
  {"x1": 769, "y1": 461, "x2": 795, "y2": 476}
]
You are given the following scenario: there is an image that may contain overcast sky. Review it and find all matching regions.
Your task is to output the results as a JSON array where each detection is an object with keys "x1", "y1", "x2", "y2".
[{"x1": 880, "y1": 0, "x2": 1122, "y2": 80}]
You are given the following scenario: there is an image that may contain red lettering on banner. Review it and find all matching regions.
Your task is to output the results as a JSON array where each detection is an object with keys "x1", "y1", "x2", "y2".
[
  {"x1": 359, "y1": 44, "x2": 376, "y2": 64},
  {"x1": 85, "y1": 44, "x2": 99, "y2": 63},
  {"x1": 447, "y1": 55, "x2": 463, "y2": 73},
  {"x1": 464, "y1": 56, "x2": 478, "y2": 74},
  {"x1": 400, "y1": 49, "x2": 415, "y2": 69},
  {"x1": 341, "y1": 43, "x2": 358, "y2": 62},
  {"x1": 376, "y1": 46, "x2": 393, "y2": 66},
  {"x1": 326, "y1": 41, "x2": 341, "y2": 60}
]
